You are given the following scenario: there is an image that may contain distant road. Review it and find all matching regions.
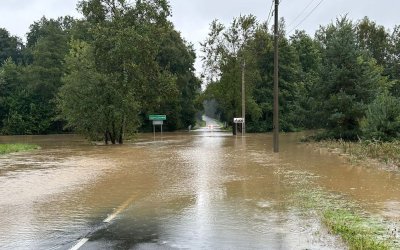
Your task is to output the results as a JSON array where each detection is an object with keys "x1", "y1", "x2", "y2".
[{"x1": 198, "y1": 115, "x2": 223, "y2": 131}]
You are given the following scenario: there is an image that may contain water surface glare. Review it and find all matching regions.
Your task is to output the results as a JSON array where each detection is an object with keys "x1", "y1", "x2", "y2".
[{"x1": 0, "y1": 132, "x2": 399, "y2": 249}]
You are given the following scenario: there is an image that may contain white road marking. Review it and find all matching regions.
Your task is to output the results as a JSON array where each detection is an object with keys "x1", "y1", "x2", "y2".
[
  {"x1": 69, "y1": 194, "x2": 137, "y2": 250},
  {"x1": 69, "y1": 238, "x2": 89, "y2": 250},
  {"x1": 103, "y1": 195, "x2": 136, "y2": 223}
]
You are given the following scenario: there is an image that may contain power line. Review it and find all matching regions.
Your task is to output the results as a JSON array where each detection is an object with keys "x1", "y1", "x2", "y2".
[
  {"x1": 266, "y1": 0, "x2": 274, "y2": 28},
  {"x1": 287, "y1": 0, "x2": 317, "y2": 28},
  {"x1": 288, "y1": 0, "x2": 325, "y2": 34}
]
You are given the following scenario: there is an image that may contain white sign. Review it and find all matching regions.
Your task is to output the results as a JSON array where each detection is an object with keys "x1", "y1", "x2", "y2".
[
  {"x1": 234, "y1": 118, "x2": 244, "y2": 123},
  {"x1": 153, "y1": 120, "x2": 164, "y2": 125}
]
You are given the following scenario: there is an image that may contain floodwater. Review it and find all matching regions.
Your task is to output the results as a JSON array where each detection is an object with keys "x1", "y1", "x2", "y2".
[{"x1": 0, "y1": 128, "x2": 400, "y2": 249}]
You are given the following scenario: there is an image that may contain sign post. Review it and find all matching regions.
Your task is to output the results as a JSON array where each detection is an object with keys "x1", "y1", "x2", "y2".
[
  {"x1": 233, "y1": 118, "x2": 244, "y2": 136},
  {"x1": 149, "y1": 115, "x2": 167, "y2": 138}
]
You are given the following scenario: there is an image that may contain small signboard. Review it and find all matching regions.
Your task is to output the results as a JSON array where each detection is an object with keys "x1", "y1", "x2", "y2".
[
  {"x1": 149, "y1": 114, "x2": 166, "y2": 138},
  {"x1": 234, "y1": 118, "x2": 244, "y2": 123},
  {"x1": 149, "y1": 115, "x2": 167, "y2": 121},
  {"x1": 153, "y1": 120, "x2": 164, "y2": 125}
]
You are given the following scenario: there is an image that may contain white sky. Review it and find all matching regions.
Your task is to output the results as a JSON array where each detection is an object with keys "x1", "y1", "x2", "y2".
[{"x1": 1, "y1": 0, "x2": 400, "y2": 73}]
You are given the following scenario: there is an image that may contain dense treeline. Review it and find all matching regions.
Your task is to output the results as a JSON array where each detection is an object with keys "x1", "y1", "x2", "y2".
[
  {"x1": 0, "y1": 0, "x2": 200, "y2": 143},
  {"x1": 202, "y1": 16, "x2": 400, "y2": 141}
]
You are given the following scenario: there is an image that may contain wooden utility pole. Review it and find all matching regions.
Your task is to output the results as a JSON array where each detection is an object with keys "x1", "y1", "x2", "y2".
[
  {"x1": 273, "y1": 0, "x2": 279, "y2": 153},
  {"x1": 242, "y1": 59, "x2": 246, "y2": 135}
]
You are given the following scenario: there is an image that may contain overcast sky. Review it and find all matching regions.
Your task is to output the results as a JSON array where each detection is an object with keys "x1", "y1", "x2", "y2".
[{"x1": 1, "y1": 0, "x2": 400, "y2": 72}]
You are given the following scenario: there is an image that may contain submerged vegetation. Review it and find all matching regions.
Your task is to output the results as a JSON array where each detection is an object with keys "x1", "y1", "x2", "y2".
[
  {"x1": 0, "y1": 144, "x2": 39, "y2": 154},
  {"x1": 308, "y1": 139, "x2": 400, "y2": 170},
  {"x1": 278, "y1": 169, "x2": 399, "y2": 249},
  {"x1": 323, "y1": 209, "x2": 390, "y2": 250}
]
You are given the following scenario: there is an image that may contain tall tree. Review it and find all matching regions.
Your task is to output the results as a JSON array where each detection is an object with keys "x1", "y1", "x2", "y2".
[
  {"x1": 0, "y1": 28, "x2": 23, "y2": 65},
  {"x1": 0, "y1": 59, "x2": 21, "y2": 132},
  {"x1": 202, "y1": 18, "x2": 305, "y2": 132},
  {"x1": 58, "y1": 40, "x2": 140, "y2": 143},
  {"x1": 24, "y1": 17, "x2": 70, "y2": 133},
  {"x1": 356, "y1": 17, "x2": 389, "y2": 68},
  {"x1": 388, "y1": 25, "x2": 400, "y2": 97},
  {"x1": 316, "y1": 17, "x2": 388, "y2": 139},
  {"x1": 245, "y1": 22, "x2": 303, "y2": 132},
  {"x1": 201, "y1": 15, "x2": 258, "y2": 126},
  {"x1": 290, "y1": 30, "x2": 322, "y2": 129},
  {"x1": 156, "y1": 29, "x2": 201, "y2": 129},
  {"x1": 58, "y1": 0, "x2": 199, "y2": 143}
]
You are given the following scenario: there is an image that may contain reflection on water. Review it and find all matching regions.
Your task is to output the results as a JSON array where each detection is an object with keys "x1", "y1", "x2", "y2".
[{"x1": 0, "y1": 132, "x2": 399, "y2": 249}]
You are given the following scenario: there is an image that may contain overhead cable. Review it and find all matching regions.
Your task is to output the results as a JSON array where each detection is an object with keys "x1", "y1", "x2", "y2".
[
  {"x1": 287, "y1": 0, "x2": 317, "y2": 28},
  {"x1": 288, "y1": 0, "x2": 325, "y2": 34},
  {"x1": 266, "y1": 0, "x2": 275, "y2": 28}
]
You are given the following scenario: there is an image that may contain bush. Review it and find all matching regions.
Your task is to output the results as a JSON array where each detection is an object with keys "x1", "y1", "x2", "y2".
[
  {"x1": 246, "y1": 121, "x2": 272, "y2": 133},
  {"x1": 361, "y1": 91, "x2": 400, "y2": 141}
]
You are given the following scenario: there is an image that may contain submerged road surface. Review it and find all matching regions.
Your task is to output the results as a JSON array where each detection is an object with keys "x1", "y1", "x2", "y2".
[{"x1": 1, "y1": 131, "x2": 400, "y2": 249}]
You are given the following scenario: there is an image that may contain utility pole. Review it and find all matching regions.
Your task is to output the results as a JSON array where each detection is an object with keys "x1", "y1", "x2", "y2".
[
  {"x1": 273, "y1": 0, "x2": 279, "y2": 153},
  {"x1": 242, "y1": 59, "x2": 246, "y2": 135}
]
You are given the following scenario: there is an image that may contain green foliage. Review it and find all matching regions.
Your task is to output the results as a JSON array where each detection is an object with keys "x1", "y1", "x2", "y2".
[
  {"x1": 0, "y1": 59, "x2": 37, "y2": 134},
  {"x1": 154, "y1": 27, "x2": 200, "y2": 130},
  {"x1": 307, "y1": 139, "x2": 400, "y2": 169},
  {"x1": 3, "y1": 4, "x2": 400, "y2": 142},
  {"x1": 316, "y1": 17, "x2": 388, "y2": 140},
  {"x1": 58, "y1": 40, "x2": 140, "y2": 143},
  {"x1": 56, "y1": 0, "x2": 200, "y2": 143},
  {"x1": 290, "y1": 31, "x2": 322, "y2": 129},
  {"x1": 388, "y1": 25, "x2": 400, "y2": 97},
  {"x1": 202, "y1": 15, "x2": 399, "y2": 139},
  {"x1": 0, "y1": 144, "x2": 39, "y2": 155},
  {"x1": 357, "y1": 17, "x2": 389, "y2": 67},
  {"x1": 361, "y1": 91, "x2": 400, "y2": 141},
  {"x1": 202, "y1": 18, "x2": 309, "y2": 132},
  {"x1": 201, "y1": 15, "x2": 258, "y2": 126},
  {"x1": 0, "y1": 28, "x2": 24, "y2": 65},
  {"x1": 0, "y1": 17, "x2": 71, "y2": 135},
  {"x1": 323, "y1": 209, "x2": 390, "y2": 250},
  {"x1": 289, "y1": 170, "x2": 398, "y2": 250},
  {"x1": 0, "y1": 1, "x2": 200, "y2": 139}
]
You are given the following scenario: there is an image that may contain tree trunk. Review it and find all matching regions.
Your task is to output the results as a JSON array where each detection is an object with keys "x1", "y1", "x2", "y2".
[
  {"x1": 111, "y1": 121, "x2": 116, "y2": 144},
  {"x1": 108, "y1": 131, "x2": 116, "y2": 144},
  {"x1": 104, "y1": 131, "x2": 109, "y2": 145},
  {"x1": 118, "y1": 117, "x2": 125, "y2": 144},
  {"x1": 118, "y1": 126, "x2": 123, "y2": 144}
]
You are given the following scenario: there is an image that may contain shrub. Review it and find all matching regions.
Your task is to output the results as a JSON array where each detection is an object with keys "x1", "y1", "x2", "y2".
[{"x1": 361, "y1": 91, "x2": 400, "y2": 141}]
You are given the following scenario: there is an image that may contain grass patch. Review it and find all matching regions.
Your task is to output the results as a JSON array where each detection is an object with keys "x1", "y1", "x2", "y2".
[
  {"x1": 0, "y1": 144, "x2": 39, "y2": 154},
  {"x1": 296, "y1": 188, "x2": 397, "y2": 249},
  {"x1": 279, "y1": 169, "x2": 399, "y2": 249},
  {"x1": 323, "y1": 209, "x2": 390, "y2": 250},
  {"x1": 306, "y1": 139, "x2": 400, "y2": 170}
]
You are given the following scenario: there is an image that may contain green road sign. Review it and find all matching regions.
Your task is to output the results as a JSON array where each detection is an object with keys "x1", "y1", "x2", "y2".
[{"x1": 149, "y1": 115, "x2": 167, "y2": 121}]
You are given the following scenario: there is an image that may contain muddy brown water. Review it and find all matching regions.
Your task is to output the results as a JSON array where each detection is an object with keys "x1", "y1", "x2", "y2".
[{"x1": 0, "y1": 132, "x2": 399, "y2": 249}]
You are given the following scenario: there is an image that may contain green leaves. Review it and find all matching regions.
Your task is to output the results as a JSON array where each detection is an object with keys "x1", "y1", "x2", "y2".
[
  {"x1": 55, "y1": 0, "x2": 200, "y2": 142},
  {"x1": 361, "y1": 91, "x2": 400, "y2": 141},
  {"x1": 0, "y1": 28, "x2": 24, "y2": 65},
  {"x1": 59, "y1": 40, "x2": 140, "y2": 143},
  {"x1": 317, "y1": 17, "x2": 389, "y2": 139}
]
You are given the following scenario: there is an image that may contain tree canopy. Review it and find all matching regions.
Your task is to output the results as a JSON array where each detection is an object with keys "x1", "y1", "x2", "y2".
[
  {"x1": 0, "y1": 0, "x2": 200, "y2": 143},
  {"x1": 1, "y1": 3, "x2": 400, "y2": 143},
  {"x1": 201, "y1": 15, "x2": 400, "y2": 141}
]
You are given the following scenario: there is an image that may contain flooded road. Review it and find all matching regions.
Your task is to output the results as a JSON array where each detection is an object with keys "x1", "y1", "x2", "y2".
[{"x1": 1, "y1": 130, "x2": 400, "y2": 249}]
